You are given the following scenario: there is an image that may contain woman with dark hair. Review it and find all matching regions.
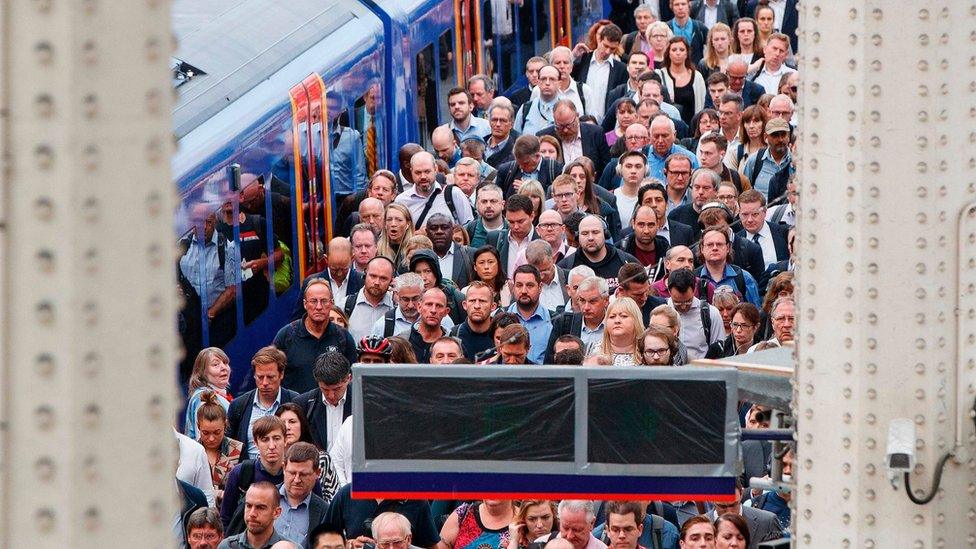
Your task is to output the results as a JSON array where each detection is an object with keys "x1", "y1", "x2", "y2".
[
  {"x1": 730, "y1": 105, "x2": 769, "y2": 170},
  {"x1": 606, "y1": 98, "x2": 638, "y2": 148},
  {"x1": 706, "y1": 302, "x2": 760, "y2": 358},
  {"x1": 731, "y1": 17, "x2": 763, "y2": 67},
  {"x1": 714, "y1": 513, "x2": 750, "y2": 549},
  {"x1": 195, "y1": 390, "x2": 243, "y2": 506},
  {"x1": 387, "y1": 335, "x2": 418, "y2": 364},
  {"x1": 538, "y1": 135, "x2": 563, "y2": 164},
  {"x1": 656, "y1": 37, "x2": 706, "y2": 125},
  {"x1": 275, "y1": 403, "x2": 341, "y2": 501},
  {"x1": 466, "y1": 246, "x2": 511, "y2": 307},
  {"x1": 329, "y1": 305, "x2": 350, "y2": 330},
  {"x1": 680, "y1": 108, "x2": 719, "y2": 152}
]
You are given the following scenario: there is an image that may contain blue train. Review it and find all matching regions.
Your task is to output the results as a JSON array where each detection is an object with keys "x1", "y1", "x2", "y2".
[{"x1": 172, "y1": 0, "x2": 604, "y2": 390}]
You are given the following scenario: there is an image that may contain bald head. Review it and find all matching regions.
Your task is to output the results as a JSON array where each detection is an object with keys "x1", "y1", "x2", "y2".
[
  {"x1": 410, "y1": 151, "x2": 437, "y2": 194},
  {"x1": 359, "y1": 197, "x2": 385, "y2": 229},
  {"x1": 539, "y1": 209, "x2": 562, "y2": 225},
  {"x1": 649, "y1": 116, "x2": 677, "y2": 156},
  {"x1": 431, "y1": 126, "x2": 457, "y2": 162}
]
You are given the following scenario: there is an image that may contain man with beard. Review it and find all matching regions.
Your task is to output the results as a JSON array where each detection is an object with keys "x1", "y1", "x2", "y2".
[
  {"x1": 506, "y1": 264, "x2": 553, "y2": 364},
  {"x1": 742, "y1": 118, "x2": 793, "y2": 198},
  {"x1": 426, "y1": 213, "x2": 474, "y2": 288},
  {"x1": 444, "y1": 87, "x2": 490, "y2": 142},
  {"x1": 558, "y1": 215, "x2": 639, "y2": 293},
  {"x1": 451, "y1": 281, "x2": 496, "y2": 360},
  {"x1": 345, "y1": 256, "x2": 396, "y2": 341},
  {"x1": 371, "y1": 273, "x2": 450, "y2": 338},
  {"x1": 395, "y1": 151, "x2": 474, "y2": 228},
  {"x1": 617, "y1": 205, "x2": 669, "y2": 281},
  {"x1": 407, "y1": 288, "x2": 451, "y2": 363},
  {"x1": 464, "y1": 184, "x2": 507, "y2": 248}
]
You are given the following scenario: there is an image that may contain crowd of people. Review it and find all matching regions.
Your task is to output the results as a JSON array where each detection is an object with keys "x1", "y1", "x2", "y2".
[{"x1": 175, "y1": 0, "x2": 800, "y2": 547}]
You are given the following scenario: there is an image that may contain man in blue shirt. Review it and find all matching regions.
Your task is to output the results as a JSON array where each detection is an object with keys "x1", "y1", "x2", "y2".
[
  {"x1": 446, "y1": 87, "x2": 491, "y2": 142},
  {"x1": 741, "y1": 118, "x2": 792, "y2": 197},
  {"x1": 506, "y1": 264, "x2": 553, "y2": 364},
  {"x1": 275, "y1": 442, "x2": 328, "y2": 546},
  {"x1": 698, "y1": 227, "x2": 761, "y2": 306},
  {"x1": 329, "y1": 121, "x2": 367, "y2": 202}
]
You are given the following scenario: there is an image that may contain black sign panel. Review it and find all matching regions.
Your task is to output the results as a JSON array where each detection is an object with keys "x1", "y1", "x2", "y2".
[
  {"x1": 587, "y1": 379, "x2": 727, "y2": 464},
  {"x1": 363, "y1": 376, "x2": 576, "y2": 461}
]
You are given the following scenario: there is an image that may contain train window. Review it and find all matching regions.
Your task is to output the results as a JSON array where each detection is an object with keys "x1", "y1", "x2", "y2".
[
  {"x1": 535, "y1": 0, "x2": 552, "y2": 54},
  {"x1": 438, "y1": 30, "x2": 457, "y2": 125},
  {"x1": 357, "y1": 84, "x2": 381, "y2": 177},
  {"x1": 513, "y1": 0, "x2": 542, "y2": 87},
  {"x1": 217, "y1": 193, "x2": 271, "y2": 326},
  {"x1": 239, "y1": 171, "x2": 294, "y2": 300},
  {"x1": 416, "y1": 44, "x2": 439, "y2": 149},
  {"x1": 485, "y1": 0, "x2": 516, "y2": 90}
]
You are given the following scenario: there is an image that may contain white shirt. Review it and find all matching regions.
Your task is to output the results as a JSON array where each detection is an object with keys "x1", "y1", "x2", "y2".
[
  {"x1": 766, "y1": 202, "x2": 796, "y2": 227},
  {"x1": 330, "y1": 275, "x2": 350, "y2": 306},
  {"x1": 658, "y1": 218, "x2": 674, "y2": 244},
  {"x1": 753, "y1": 64, "x2": 796, "y2": 95},
  {"x1": 746, "y1": 222, "x2": 778, "y2": 267},
  {"x1": 668, "y1": 297, "x2": 726, "y2": 359},
  {"x1": 175, "y1": 429, "x2": 216, "y2": 507},
  {"x1": 437, "y1": 243, "x2": 457, "y2": 280},
  {"x1": 768, "y1": 0, "x2": 787, "y2": 30},
  {"x1": 562, "y1": 134, "x2": 584, "y2": 165},
  {"x1": 702, "y1": 0, "x2": 720, "y2": 28},
  {"x1": 614, "y1": 187, "x2": 639, "y2": 228},
  {"x1": 394, "y1": 183, "x2": 475, "y2": 227},
  {"x1": 539, "y1": 269, "x2": 567, "y2": 311},
  {"x1": 329, "y1": 416, "x2": 354, "y2": 486},
  {"x1": 586, "y1": 55, "x2": 613, "y2": 122},
  {"x1": 347, "y1": 289, "x2": 395, "y2": 341},
  {"x1": 322, "y1": 392, "x2": 347, "y2": 451},
  {"x1": 506, "y1": 230, "x2": 534, "y2": 279},
  {"x1": 532, "y1": 78, "x2": 593, "y2": 119}
]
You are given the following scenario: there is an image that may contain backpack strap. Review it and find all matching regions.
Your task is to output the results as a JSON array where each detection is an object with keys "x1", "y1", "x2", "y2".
[
  {"x1": 449, "y1": 324, "x2": 461, "y2": 337},
  {"x1": 733, "y1": 266, "x2": 747, "y2": 297},
  {"x1": 699, "y1": 301, "x2": 712, "y2": 344},
  {"x1": 343, "y1": 293, "x2": 358, "y2": 318},
  {"x1": 414, "y1": 187, "x2": 443, "y2": 229},
  {"x1": 770, "y1": 204, "x2": 787, "y2": 224},
  {"x1": 518, "y1": 101, "x2": 531, "y2": 133},
  {"x1": 575, "y1": 80, "x2": 587, "y2": 112},
  {"x1": 750, "y1": 148, "x2": 767, "y2": 186},
  {"x1": 570, "y1": 312, "x2": 583, "y2": 339},
  {"x1": 383, "y1": 309, "x2": 397, "y2": 337},
  {"x1": 729, "y1": 169, "x2": 743, "y2": 193},
  {"x1": 443, "y1": 184, "x2": 460, "y2": 224},
  {"x1": 698, "y1": 276, "x2": 709, "y2": 302},
  {"x1": 650, "y1": 514, "x2": 664, "y2": 549}
]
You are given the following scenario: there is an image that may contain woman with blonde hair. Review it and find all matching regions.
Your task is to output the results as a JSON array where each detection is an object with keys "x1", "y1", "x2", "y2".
[
  {"x1": 591, "y1": 297, "x2": 645, "y2": 366},
  {"x1": 377, "y1": 203, "x2": 414, "y2": 267},
  {"x1": 399, "y1": 234, "x2": 434, "y2": 273},
  {"x1": 506, "y1": 500, "x2": 558, "y2": 549},
  {"x1": 184, "y1": 347, "x2": 232, "y2": 439},
  {"x1": 698, "y1": 23, "x2": 733, "y2": 76},
  {"x1": 517, "y1": 180, "x2": 546, "y2": 224},
  {"x1": 645, "y1": 21, "x2": 673, "y2": 69}
]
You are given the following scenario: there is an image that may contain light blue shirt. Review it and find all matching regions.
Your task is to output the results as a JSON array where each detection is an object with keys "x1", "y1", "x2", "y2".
[
  {"x1": 669, "y1": 18, "x2": 694, "y2": 44},
  {"x1": 275, "y1": 484, "x2": 311, "y2": 545},
  {"x1": 648, "y1": 143, "x2": 699, "y2": 181},
  {"x1": 330, "y1": 124, "x2": 368, "y2": 195},
  {"x1": 247, "y1": 388, "x2": 283, "y2": 459},
  {"x1": 183, "y1": 386, "x2": 230, "y2": 440},
  {"x1": 449, "y1": 116, "x2": 491, "y2": 142},
  {"x1": 699, "y1": 263, "x2": 761, "y2": 307},
  {"x1": 507, "y1": 303, "x2": 553, "y2": 364},
  {"x1": 371, "y1": 306, "x2": 454, "y2": 338},
  {"x1": 742, "y1": 148, "x2": 792, "y2": 197},
  {"x1": 515, "y1": 97, "x2": 557, "y2": 136}
]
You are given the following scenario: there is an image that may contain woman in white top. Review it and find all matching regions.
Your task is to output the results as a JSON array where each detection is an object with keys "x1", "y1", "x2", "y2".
[{"x1": 590, "y1": 297, "x2": 645, "y2": 366}]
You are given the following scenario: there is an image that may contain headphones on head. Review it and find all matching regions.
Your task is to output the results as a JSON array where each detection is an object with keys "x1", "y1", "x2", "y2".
[
  {"x1": 697, "y1": 201, "x2": 735, "y2": 230},
  {"x1": 579, "y1": 213, "x2": 611, "y2": 242}
]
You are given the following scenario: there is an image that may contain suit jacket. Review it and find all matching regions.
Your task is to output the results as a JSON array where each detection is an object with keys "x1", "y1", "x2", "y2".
[
  {"x1": 706, "y1": 505, "x2": 782, "y2": 549},
  {"x1": 537, "y1": 122, "x2": 612, "y2": 177},
  {"x1": 733, "y1": 235, "x2": 766, "y2": 289},
  {"x1": 225, "y1": 388, "x2": 301, "y2": 454},
  {"x1": 507, "y1": 86, "x2": 532, "y2": 112},
  {"x1": 291, "y1": 268, "x2": 364, "y2": 320},
  {"x1": 495, "y1": 158, "x2": 563, "y2": 197},
  {"x1": 738, "y1": 221, "x2": 790, "y2": 262},
  {"x1": 485, "y1": 131, "x2": 519, "y2": 169},
  {"x1": 445, "y1": 244, "x2": 475, "y2": 289},
  {"x1": 665, "y1": 219, "x2": 695, "y2": 247},
  {"x1": 571, "y1": 52, "x2": 629, "y2": 109},
  {"x1": 668, "y1": 204, "x2": 702, "y2": 239},
  {"x1": 746, "y1": 0, "x2": 799, "y2": 52},
  {"x1": 484, "y1": 229, "x2": 543, "y2": 272},
  {"x1": 691, "y1": 0, "x2": 739, "y2": 26},
  {"x1": 296, "y1": 388, "x2": 354, "y2": 453},
  {"x1": 608, "y1": 0, "x2": 641, "y2": 34},
  {"x1": 761, "y1": 259, "x2": 791, "y2": 296}
]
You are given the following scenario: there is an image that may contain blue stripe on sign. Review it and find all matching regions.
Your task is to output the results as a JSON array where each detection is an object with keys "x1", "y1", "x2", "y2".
[{"x1": 352, "y1": 472, "x2": 735, "y2": 495}]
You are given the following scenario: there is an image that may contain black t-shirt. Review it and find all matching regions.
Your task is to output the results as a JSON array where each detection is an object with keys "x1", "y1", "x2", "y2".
[
  {"x1": 322, "y1": 484, "x2": 440, "y2": 548},
  {"x1": 455, "y1": 322, "x2": 493, "y2": 360}
]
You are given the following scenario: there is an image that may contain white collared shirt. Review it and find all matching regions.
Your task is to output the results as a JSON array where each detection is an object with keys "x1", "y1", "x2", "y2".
[
  {"x1": 321, "y1": 392, "x2": 347, "y2": 451},
  {"x1": 747, "y1": 222, "x2": 778, "y2": 267},
  {"x1": 330, "y1": 276, "x2": 350, "y2": 305},
  {"x1": 347, "y1": 289, "x2": 395, "y2": 341},
  {"x1": 539, "y1": 269, "x2": 567, "y2": 311},
  {"x1": 586, "y1": 55, "x2": 612, "y2": 122},
  {"x1": 562, "y1": 133, "x2": 584, "y2": 165},
  {"x1": 703, "y1": 0, "x2": 719, "y2": 28},
  {"x1": 507, "y1": 229, "x2": 534, "y2": 279},
  {"x1": 768, "y1": 0, "x2": 787, "y2": 30},
  {"x1": 753, "y1": 64, "x2": 797, "y2": 95},
  {"x1": 438, "y1": 242, "x2": 456, "y2": 280},
  {"x1": 658, "y1": 218, "x2": 673, "y2": 244}
]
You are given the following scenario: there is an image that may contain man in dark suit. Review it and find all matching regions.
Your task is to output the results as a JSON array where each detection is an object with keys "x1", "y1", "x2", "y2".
[
  {"x1": 667, "y1": 0, "x2": 709, "y2": 62},
  {"x1": 291, "y1": 239, "x2": 364, "y2": 320},
  {"x1": 727, "y1": 59, "x2": 766, "y2": 108},
  {"x1": 226, "y1": 347, "x2": 300, "y2": 459},
  {"x1": 495, "y1": 134, "x2": 564, "y2": 197},
  {"x1": 638, "y1": 181, "x2": 696, "y2": 247},
  {"x1": 485, "y1": 99, "x2": 520, "y2": 168},
  {"x1": 737, "y1": 190, "x2": 790, "y2": 269},
  {"x1": 296, "y1": 352, "x2": 353, "y2": 454},
  {"x1": 426, "y1": 213, "x2": 475, "y2": 289},
  {"x1": 746, "y1": 0, "x2": 799, "y2": 52},
  {"x1": 691, "y1": 0, "x2": 739, "y2": 28},
  {"x1": 537, "y1": 100, "x2": 612, "y2": 176},
  {"x1": 506, "y1": 56, "x2": 547, "y2": 112},
  {"x1": 604, "y1": 52, "x2": 650, "y2": 116},
  {"x1": 485, "y1": 195, "x2": 542, "y2": 275},
  {"x1": 571, "y1": 23, "x2": 629, "y2": 121}
]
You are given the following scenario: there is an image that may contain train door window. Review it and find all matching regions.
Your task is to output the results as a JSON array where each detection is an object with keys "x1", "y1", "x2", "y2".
[
  {"x1": 438, "y1": 30, "x2": 457, "y2": 125},
  {"x1": 415, "y1": 44, "x2": 439, "y2": 149},
  {"x1": 357, "y1": 84, "x2": 382, "y2": 177},
  {"x1": 571, "y1": 0, "x2": 586, "y2": 38},
  {"x1": 535, "y1": 0, "x2": 552, "y2": 55},
  {"x1": 550, "y1": 0, "x2": 571, "y2": 48},
  {"x1": 483, "y1": 0, "x2": 516, "y2": 90},
  {"x1": 455, "y1": 0, "x2": 480, "y2": 83},
  {"x1": 289, "y1": 74, "x2": 331, "y2": 280},
  {"x1": 240, "y1": 170, "x2": 293, "y2": 299},
  {"x1": 513, "y1": 0, "x2": 540, "y2": 87}
]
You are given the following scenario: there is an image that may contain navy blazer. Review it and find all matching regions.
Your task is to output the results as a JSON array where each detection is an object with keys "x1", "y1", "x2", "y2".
[
  {"x1": 225, "y1": 387, "x2": 301, "y2": 454},
  {"x1": 447, "y1": 244, "x2": 476, "y2": 289},
  {"x1": 746, "y1": 0, "x2": 799, "y2": 52},
  {"x1": 495, "y1": 158, "x2": 563, "y2": 197},
  {"x1": 291, "y1": 268, "x2": 364, "y2": 320},
  {"x1": 486, "y1": 131, "x2": 519, "y2": 168},
  {"x1": 571, "y1": 52, "x2": 629, "y2": 109},
  {"x1": 691, "y1": 0, "x2": 739, "y2": 26},
  {"x1": 666, "y1": 219, "x2": 695, "y2": 248},
  {"x1": 537, "y1": 122, "x2": 612, "y2": 177},
  {"x1": 296, "y1": 387, "x2": 354, "y2": 452}
]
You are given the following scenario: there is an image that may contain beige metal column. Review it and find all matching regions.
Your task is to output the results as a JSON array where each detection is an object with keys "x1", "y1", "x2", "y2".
[
  {"x1": 795, "y1": 1, "x2": 976, "y2": 547},
  {"x1": 0, "y1": 1, "x2": 177, "y2": 546}
]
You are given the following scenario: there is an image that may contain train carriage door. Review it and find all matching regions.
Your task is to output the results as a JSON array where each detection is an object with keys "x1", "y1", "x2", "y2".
[
  {"x1": 454, "y1": 0, "x2": 482, "y2": 83},
  {"x1": 289, "y1": 74, "x2": 332, "y2": 281},
  {"x1": 551, "y1": 0, "x2": 572, "y2": 48}
]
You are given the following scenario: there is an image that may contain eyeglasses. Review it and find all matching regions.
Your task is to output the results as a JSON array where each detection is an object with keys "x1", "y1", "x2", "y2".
[
  {"x1": 667, "y1": 170, "x2": 690, "y2": 177},
  {"x1": 731, "y1": 322, "x2": 755, "y2": 330},
  {"x1": 553, "y1": 192, "x2": 576, "y2": 200},
  {"x1": 626, "y1": 135, "x2": 648, "y2": 142},
  {"x1": 377, "y1": 539, "x2": 408, "y2": 549},
  {"x1": 555, "y1": 121, "x2": 578, "y2": 130},
  {"x1": 538, "y1": 222, "x2": 563, "y2": 230},
  {"x1": 305, "y1": 298, "x2": 333, "y2": 306},
  {"x1": 643, "y1": 347, "x2": 670, "y2": 357}
]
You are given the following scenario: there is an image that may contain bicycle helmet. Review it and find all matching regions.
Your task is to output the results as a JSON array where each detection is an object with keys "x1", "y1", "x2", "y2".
[{"x1": 357, "y1": 335, "x2": 392, "y2": 357}]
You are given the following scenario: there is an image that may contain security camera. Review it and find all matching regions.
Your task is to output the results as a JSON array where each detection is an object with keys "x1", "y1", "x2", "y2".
[{"x1": 886, "y1": 419, "x2": 916, "y2": 486}]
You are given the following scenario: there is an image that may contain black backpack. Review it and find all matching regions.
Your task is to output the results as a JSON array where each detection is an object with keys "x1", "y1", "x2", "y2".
[{"x1": 699, "y1": 267, "x2": 747, "y2": 303}]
